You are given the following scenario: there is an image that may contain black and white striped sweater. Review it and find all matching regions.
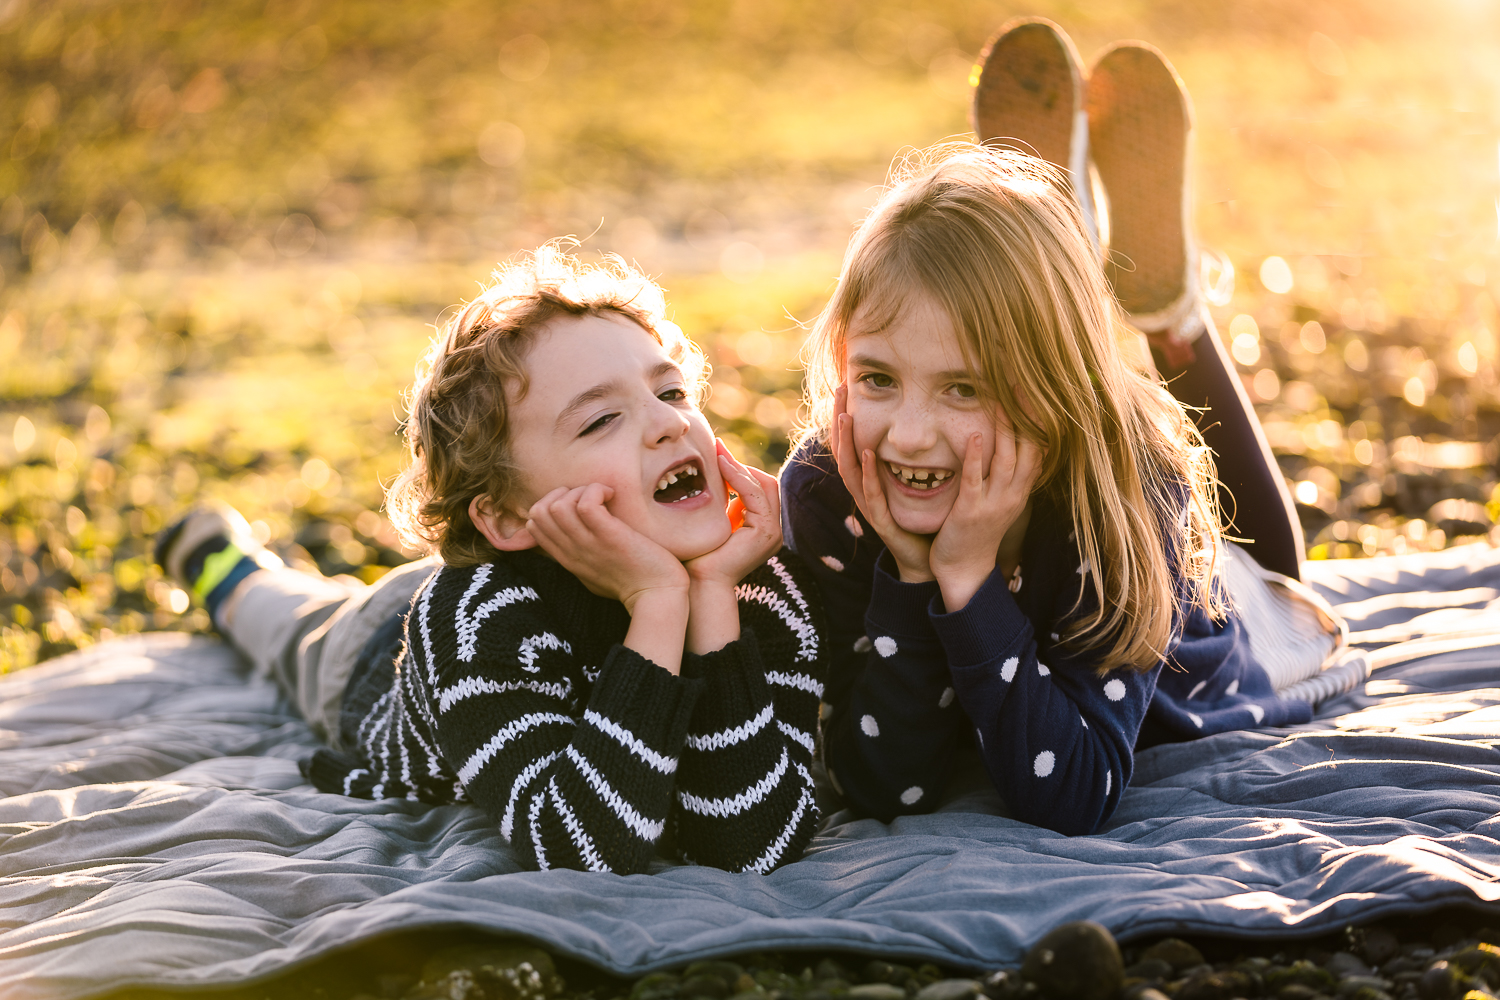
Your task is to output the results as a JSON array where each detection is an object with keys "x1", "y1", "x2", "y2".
[{"x1": 307, "y1": 548, "x2": 826, "y2": 875}]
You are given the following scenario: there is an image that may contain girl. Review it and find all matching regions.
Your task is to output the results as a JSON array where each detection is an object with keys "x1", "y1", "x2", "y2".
[{"x1": 779, "y1": 143, "x2": 1313, "y2": 836}]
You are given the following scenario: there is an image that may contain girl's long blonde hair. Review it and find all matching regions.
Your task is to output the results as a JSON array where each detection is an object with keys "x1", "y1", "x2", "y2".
[{"x1": 799, "y1": 144, "x2": 1224, "y2": 673}]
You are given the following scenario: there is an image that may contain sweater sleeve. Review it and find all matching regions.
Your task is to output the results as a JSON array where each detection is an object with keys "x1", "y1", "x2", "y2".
[
  {"x1": 399, "y1": 564, "x2": 701, "y2": 874},
  {"x1": 673, "y1": 553, "x2": 826, "y2": 873},
  {"x1": 929, "y1": 560, "x2": 1157, "y2": 835}
]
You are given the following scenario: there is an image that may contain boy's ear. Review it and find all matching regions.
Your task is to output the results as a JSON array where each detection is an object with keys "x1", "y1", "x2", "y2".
[{"x1": 469, "y1": 494, "x2": 536, "y2": 552}]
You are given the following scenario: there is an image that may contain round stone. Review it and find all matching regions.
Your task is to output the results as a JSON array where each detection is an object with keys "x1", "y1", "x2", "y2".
[
  {"x1": 913, "y1": 979, "x2": 982, "y2": 1000},
  {"x1": 1140, "y1": 938, "x2": 1205, "y2": 972},
  {"x1": 1020, "y1": 920, "x2": 1123, "y2": 1000}
]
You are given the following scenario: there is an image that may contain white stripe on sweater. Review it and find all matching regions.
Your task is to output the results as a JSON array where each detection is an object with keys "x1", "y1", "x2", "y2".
[
  {"x1": 342, "y1": 768, "x2": 368, "y2": 796},
  {"x1": 678, "y1": 747, "x2": 789, "y2": 818},
  {"x1": 454, "y1": 572, "x2": 541, "y2": 662},
  {"x1": 416, "y1": 571, "x2": 441, "y2": 689},
  {"x1": 528, "y1": 789, "x2": 549, "y2": 870},
  {"x1": 685, "y1": 704, "x2": 773, "y2": 752},
  {"x1": 517, "y1": 633, "x2": 571, "y2": 673},
  {"x1": 501, "y1": 751, "x2": 561, "y2": 841},
  {"x1": 776, "y1": 719, "x2": 815, "y2": 757},
  {"x1": 736, "y1": 583, "x2": 819, "y2": 663},
  {"x1": 457, "y1": 712, "x2": 574, "y2": 785},
  {"x1": 767, "y1": 555, "x2": 811, "y2": 615},
  {"x1": 548, "y1": 777, "x2": 610, "y2": 872},
  {"x1": 765, "y1": 670, "x2": 824, "y2": 699},
  {"x1": 584, "y1": 709, "x2": 678, "y2": 773},
  {"x1": 438, "y1": 676, "x2": 571, "y2": 714},
  {"x1": 744, "y1": 769, "x2": 815, "y2": 874},
  {"x1": 563, "y1": 745, "x2": 666, "y2": 842}
]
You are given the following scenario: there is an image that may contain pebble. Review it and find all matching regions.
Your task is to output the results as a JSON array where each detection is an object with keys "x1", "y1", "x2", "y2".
[
  {"x1": 914, "y1": 979, "x2": 983, "y2": 1000},
  {"x1": 1328, "y1": 953, "x2": 1375, "y2": 979},
  {"x1": 848, "y1": 985, "x2": 907, "y2": 1000},
  {"x1": 1140, "y1": 940, "x2": 1205, "y2": 973},
  {"x1": 1020, "y1": 920, "x2": 1124, "y2": 1000}
]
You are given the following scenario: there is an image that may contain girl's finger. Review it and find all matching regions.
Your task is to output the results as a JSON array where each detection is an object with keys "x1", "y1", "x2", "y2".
[
  {"x1": 961, "y1": 433, "x2": 985, "y2": 498},
  {"x1": 830, "y1": 385, "x2": 849, "y2": 465},
  {"x1": 859, "y1": 448, "x2": 897, "y2": 529}
]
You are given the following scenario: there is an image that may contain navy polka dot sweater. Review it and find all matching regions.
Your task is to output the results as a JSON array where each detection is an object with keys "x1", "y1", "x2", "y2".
[{"x1": 780, "y1": 439, "x2": 1311, "y2": 836}]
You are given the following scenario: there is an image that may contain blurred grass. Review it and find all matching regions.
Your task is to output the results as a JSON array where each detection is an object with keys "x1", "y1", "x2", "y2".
[{"x1": 1, "y1": 0, "x2": 1499, "y2": 671}]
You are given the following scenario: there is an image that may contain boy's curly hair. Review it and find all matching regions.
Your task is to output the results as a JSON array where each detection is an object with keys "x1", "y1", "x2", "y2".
[{"x1": 385, "y1": 244, "x2": 707, "y2": 567}]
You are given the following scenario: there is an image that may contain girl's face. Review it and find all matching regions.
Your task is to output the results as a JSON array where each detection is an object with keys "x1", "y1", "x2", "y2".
[{"x1": 843, "y1": 290, "x2": 999, "y2": 536}]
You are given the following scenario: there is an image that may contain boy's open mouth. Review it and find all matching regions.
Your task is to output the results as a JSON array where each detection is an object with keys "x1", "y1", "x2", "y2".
[
  {"x1": 654, "y1": 462, "x2": 705, "y2": 503},
  {"x1": 887, "y1": 462, "x2": 953, "y2": 491}
]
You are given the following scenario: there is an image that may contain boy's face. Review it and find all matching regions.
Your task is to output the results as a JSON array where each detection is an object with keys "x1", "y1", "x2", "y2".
[{"x1": 502, "y1": 311, "x2": 733, "y2": 561}]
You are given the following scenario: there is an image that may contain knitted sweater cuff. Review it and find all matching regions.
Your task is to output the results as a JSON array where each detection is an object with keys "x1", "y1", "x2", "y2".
[
  {"x1": 590, "y1": 644, "x2": 703, "y2": 751},
  {"x1": 867, "y1": 550, "x2": 942, "y2": 639},
  {"x1": 929, "y1": 563, "x2": 1030, "y2": 667},
  {"x1": 680, "y1": 628, "x2": 767, "y2": 719}
]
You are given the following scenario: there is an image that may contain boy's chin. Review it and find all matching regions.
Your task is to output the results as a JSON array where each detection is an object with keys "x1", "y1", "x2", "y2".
[{"x1": 662, "y1": 519, "x2": 735, "y2": 562}]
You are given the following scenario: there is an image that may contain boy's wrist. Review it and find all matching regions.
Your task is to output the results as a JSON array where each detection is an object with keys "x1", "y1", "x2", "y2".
[{"x1": 686, "y1": 577, "x2": 741, "y2": 655}]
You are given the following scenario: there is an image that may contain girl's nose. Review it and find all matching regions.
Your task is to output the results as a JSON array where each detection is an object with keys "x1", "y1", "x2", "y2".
[{"x1": 885, "y1": 396, "x2": 938, "y2": 455}]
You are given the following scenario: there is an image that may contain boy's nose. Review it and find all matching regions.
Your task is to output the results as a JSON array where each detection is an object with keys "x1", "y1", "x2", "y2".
[{"x1": 646, "y1": 398, "x2": 691, "y2": 444}]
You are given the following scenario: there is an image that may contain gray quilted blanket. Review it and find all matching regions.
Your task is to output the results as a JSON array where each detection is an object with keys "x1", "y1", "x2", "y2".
[{"x1": 4, "y1": 545, "x2": 1500, "y2": 999}]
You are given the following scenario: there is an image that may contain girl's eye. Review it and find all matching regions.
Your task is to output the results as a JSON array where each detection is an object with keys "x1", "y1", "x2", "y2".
[
  {"x1": 857, "y1": 372, "x2": 894, "y2": 389},
  {"x1": 580, "y1": 413, "x2": 617, "y2": 436},
  {"x1": 953, "y1": 383, "x2": 977, "y2": 398}
]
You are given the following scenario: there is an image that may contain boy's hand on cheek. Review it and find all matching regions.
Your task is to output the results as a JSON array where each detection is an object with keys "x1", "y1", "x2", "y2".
[
  {"x1": 684, "y1": 442, "x2": 782, "y2": 587},
  {"x1": 525, "y1": 483, "x2": 689, "y2": 615},
  {"x1": 831, "y1": 386, "x2": 933, "y2": 583},
  {"x1": 930, "y1": 414, "x2": 1044, "y2": 611}
]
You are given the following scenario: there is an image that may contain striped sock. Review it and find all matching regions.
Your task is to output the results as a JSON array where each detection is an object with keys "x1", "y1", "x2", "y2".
[{"x1": 184, "y1": 538, "x2": 260, "y2": 628}]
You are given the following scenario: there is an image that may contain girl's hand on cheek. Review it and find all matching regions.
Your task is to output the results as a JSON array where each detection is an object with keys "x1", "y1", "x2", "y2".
[
  {"x1": 831, "y1": 385, "x2": 933, "y2": 583},
  {"x1": 930, "y1": 415, "x2": 1044, "y2": 610},
  {"x1": 685, "y1": 441, "x2": 782, "y2": 587},
  {"x1": 525, "y1": 483, "x2": 688, "y2": 614}
]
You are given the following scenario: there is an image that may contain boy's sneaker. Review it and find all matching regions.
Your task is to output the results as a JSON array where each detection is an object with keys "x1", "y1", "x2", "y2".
[
  {"x1": 971, "y1": 17, "x2": 1097, "y2": 249},
  {"x1": 154, "y1": 503, "x2": 283, "y2": 625},
  {"x1": 1086, "y1": 41, "x2": 1232, "y2": 369}
]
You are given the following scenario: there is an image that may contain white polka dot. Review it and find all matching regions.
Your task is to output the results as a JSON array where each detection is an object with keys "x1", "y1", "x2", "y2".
[
  {"x1": 1001, "y1": 657, "x2": 1018, "y2": 682},
  {"x1": 860, "y1": 714, "x2": 880, "y2": 737},
  {"x1": 1247, "y1": 703, "x2": 1264, "y2": 724},
  {"x1": 938, "y1": 687, "x2": 955, "y2": 708},
  {"x1": 820, "y1": 555, "x2": 845, "y2": 572},
  {"x1": 1050, "y1": 632, "x2": 1060, "y2": 642},
  {"x1": 844, "y1": 515, "x2": 864, "y2": 537},
  {"x1": 853, "y1": 636, "x2": 873, "y2": 653},
  {"x1": 1037, "y1": 663, "x2": 1051, "y2": 677},
  {"x1": 1188, "y1": 712, "x2": 1203, "y2": 728},
  {"x1": 900, "y1": 785, "x2": 923, "y2": 805},
  {"x1": 873, "y1": 636, "x2": 898, "y2": 658},
  {"x1": 1079, "y1": 715, "x2": 1088, "y2": 729},
  {"x1": 1187, "y1": 680, "x2": 1206, "y2": 699},
  {"x1": 1034, "y1": 751, "x2": 1055, "y2": 777},
  {"x1": 975, "y1": 728, "x2": 984, "y2": 747},
  {"x1": 1226, "y1": 679, "x2": 1239, "y2": 696},
  {"x1": 1104, "y1": 771, "x2": 1112, "y2": 795},
  {"x1": 1077, "y1": 559, "x2": 1091, "y2": 576},
  {"x1": 1103, "y1": 678, "x2": 1126, "y2": 702}
]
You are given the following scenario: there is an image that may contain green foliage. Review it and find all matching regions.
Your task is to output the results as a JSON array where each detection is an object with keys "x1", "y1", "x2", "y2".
[{"x1": 2, "y1": 0, "x2": 1500, "y2": 671}]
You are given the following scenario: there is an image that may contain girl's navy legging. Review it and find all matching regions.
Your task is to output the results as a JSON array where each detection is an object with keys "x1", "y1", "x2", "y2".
[{"x1": 1152, "y1": 320, "x2": 1305, "y2": 581}]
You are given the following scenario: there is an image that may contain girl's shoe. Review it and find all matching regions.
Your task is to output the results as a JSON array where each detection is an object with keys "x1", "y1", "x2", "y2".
[
  {"x1": 154, "y1": 502, "x2": 282, "y2": 624},
  {"x1": 1086, "y1": 41, "x2": 1228, "y2": 368},
  {"x1": 971, "y1": 17, "x2": 1097, "y2": 248}
]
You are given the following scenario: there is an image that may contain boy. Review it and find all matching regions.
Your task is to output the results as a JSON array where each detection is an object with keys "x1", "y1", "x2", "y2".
[{"x1": 157, "y1": 247, "x2": 826, "y2": 875}]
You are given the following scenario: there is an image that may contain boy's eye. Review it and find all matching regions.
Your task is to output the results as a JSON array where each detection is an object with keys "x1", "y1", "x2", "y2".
[
  {"x1": 858, "y1": 372, "x2": 894, "y2": 389},
  {"x1": 659, "y1": 387, "x2": 688, "y2": 403},
  {"x1": 580, "y1": 413, "x2": 617, "y2": 436}
]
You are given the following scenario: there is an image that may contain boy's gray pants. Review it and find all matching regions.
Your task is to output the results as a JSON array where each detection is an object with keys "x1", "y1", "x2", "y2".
[{"x1": 220, "y1": 557, "x2": 440, "y2": 749}]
